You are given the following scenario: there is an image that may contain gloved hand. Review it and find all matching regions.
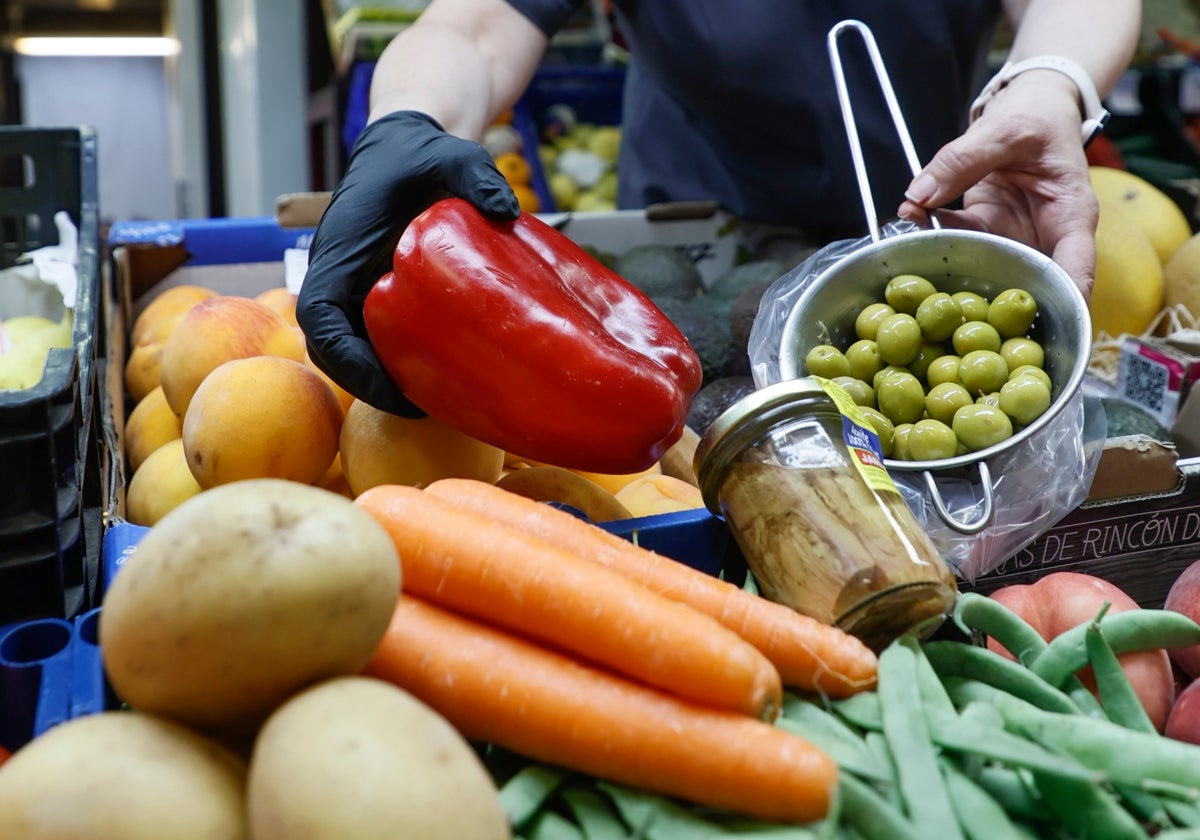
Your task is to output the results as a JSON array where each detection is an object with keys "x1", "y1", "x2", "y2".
[{"x1": 297, "y1": 110, "x2": 521, "y2": 416}]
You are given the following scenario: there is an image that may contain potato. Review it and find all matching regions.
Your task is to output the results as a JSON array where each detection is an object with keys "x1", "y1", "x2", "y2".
[
  {"x1": 0, "y1": 711, "x2": 246, "y2": 839},
  {"x1": 100, "y1": 479, "x2": 401, "y2": 738},
  {"x1": 247, "y1": 676, "x2": 510, "y2": 839}
]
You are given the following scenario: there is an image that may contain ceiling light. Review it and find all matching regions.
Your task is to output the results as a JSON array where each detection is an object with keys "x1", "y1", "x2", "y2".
[{"x1": 10, "y1": 36, "x2": 180, "y2": 57}]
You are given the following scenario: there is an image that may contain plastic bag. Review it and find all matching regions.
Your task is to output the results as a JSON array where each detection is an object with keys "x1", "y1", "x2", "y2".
[{"x1": 747, "y1": 220, "x2": 1106, "y2": 583}]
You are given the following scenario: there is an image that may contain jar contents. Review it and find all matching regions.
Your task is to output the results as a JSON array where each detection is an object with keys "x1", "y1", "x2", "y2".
[
  {"x1": 695, "y1": 377, "x2": 958, "y2": 653},
  {"x1": 721, "y1": 456, "x2": 956, "y2": 651}
]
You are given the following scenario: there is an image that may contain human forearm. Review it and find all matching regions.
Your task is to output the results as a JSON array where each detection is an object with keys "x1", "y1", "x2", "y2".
[
  {"x1": 1003, "y1": 0, "x2": 1140, "y2": 96},
  {"x1": 367, "y1": 0, "x2": 548, "y2": 140}
]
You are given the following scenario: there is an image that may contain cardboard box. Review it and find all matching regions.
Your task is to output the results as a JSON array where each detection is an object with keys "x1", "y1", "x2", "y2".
[{"x1": 965, "y1": 455, "x2": 1200, "y2": 609}]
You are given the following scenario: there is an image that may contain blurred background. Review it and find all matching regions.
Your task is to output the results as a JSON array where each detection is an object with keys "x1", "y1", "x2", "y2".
[{"x1": 1, "y1": 0, "x2": 1199, "y2": 227}]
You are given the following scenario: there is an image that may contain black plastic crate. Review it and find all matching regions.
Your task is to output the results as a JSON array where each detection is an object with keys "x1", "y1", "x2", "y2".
[{"x1": 0, "y1": 126, "x2": 102, "y2": 624}]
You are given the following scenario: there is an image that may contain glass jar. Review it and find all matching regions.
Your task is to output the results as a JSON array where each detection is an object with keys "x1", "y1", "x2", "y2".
[{"x1": 694, "y1": 377, "x2": 957, "y2": 652}]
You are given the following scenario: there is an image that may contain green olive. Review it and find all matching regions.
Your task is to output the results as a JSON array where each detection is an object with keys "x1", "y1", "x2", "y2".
[
  {"x1": 804, "y1": 344, "x2": 851, "y2": 379},
  {"x1": 958, "y1": 349, "x2": 1010, "y2": 396},
  {"x1": 987, "y1": 288, "x2": 1038, "y2": 338},
  {"x1": 832, "y1": 375, "x2": 875, "y2": 409},
  {"x1": 999, "y1": 375, "x2": 1053, "y2": 426},
  {"x1": 891, "y1": 423, "x2": 915, "y2": 461},
  {"x1": 952, "y1": 403, "x2": 1014, "y2": 452},
  {"x1": 845, "y1": 339, "x2": 885, "y2": 383},
  {"x1": 925, "y1": 355, "x2": 962, "y2": 388},
  {"x1": 915, "y1": 292, "x2": 964, "y2": 342},
  {"x1": 876, "y1": 370, "x2": 926, "y2": 426},
  {"x1": 855, "y1": 302, "x2": 896, "y2": 341},
  {"x1": 1009, "y1": 364, "x2": 1053, "y2": 392},
  {"x1": 884, "y1": 274, "x2": 938, "y2": 315},
  {"x1": 908, "y1": 418, "x2": 959, "y2": 461},
  {"x1": 908, "y1": 341, "x2": 943, "y2": 383},
  {"x1": 952, "y1": 320, "x2": 1003, "y2": 356},
  {"x1": 875, "y1": 313, "x2": 923, "y2": 366},
  {"x1": 873, "y1": 364, "x2": 910, "y2": 391},
  {"x1": 952, "y1": 291, "x2": 991, "y2": 322},
  {"x1": 859, "y1": 406, "x2": 895, "y2": 457},
  {"x1": 925, "y1": 381, "x2": 974, "y2": 426},
  {"x1": 1000, "y1": 337, "x2": 1046, "y2": 372}
]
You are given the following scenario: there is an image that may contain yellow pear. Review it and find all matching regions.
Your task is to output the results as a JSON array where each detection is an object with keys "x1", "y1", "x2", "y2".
[
  {"x1": 1164, "y1": 230, "x2": 1200, "y2": 325},
  {"x1": 1090, "y1": 199, "x2": 1164, "y2": 340},
  {"x1": 1090, "y1": 166, "x2": 1193, "y2": 265}
]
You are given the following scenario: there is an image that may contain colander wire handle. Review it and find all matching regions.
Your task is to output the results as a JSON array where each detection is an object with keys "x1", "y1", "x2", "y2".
[
  {"x1": 922, "y1": 461, "x2": 995, "y2": 535},
  {"x1": 827, "y1": 19, "x2": 942, "y2": 243}
]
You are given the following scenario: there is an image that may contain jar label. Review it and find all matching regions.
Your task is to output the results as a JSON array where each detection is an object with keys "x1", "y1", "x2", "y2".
[{"x1": 813, "y1": 377, "x2": 899, "y2": 496}]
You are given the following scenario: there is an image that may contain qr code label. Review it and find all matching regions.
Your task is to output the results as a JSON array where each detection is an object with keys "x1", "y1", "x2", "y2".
[{"x1": 1123, "y1": 353, "x2": 1168, "y2": 413}]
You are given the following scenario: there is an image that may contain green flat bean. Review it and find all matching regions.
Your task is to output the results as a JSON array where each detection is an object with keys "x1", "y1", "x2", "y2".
[
  {"x1": 1163, "y1": 798, "x2": 1200, "y2": 828},
  {"x1": 501, "y1": 765, "x2": 567, "y2": 828},
  {"x1": 837, "y1": 773, "x2": 924, "y2": 840},
  {"x1": 775, "y1": 717, "x2": 887, "y2": 783},
  {"x1": 1032, "y1": 770, "x2": 1150, "y2": 840},
  {"x1": 830, "y1": 692, "x2": 883, "y2": 732},
  {"x1": 948, "y1": 678, "x2": 1200, "y2": 793},
  {"x1": 900, "y1": 635, "x2": 956, "y2": 718},
  {"x1": 862, "y1": 732, "x2": 902, "y2": 809},
  {"x1": 1085, "y1": 620, "x2": 1157, "y2": 734},
  {"x1": 922, "y1": 640, "x2": 1082, "y2": 715},
  {"x1": 1030, "y1": 609, "x2": 1200, "y2": 689},
  {"x1": 561, "y1": 787, "x2": 629, "y2": 840},
  {"x1": 876, "y1": 642, "x2": 963, "y2": 838},
  {"x1": 952, "y1": 591, "x2": 1048, "y2": 665},
  {"x1": 972, "y1": 766, "x2": 1052, "y2": 822},
  {"x1": 939, "y1": 756, "x2": 1028, "y2": 840}
]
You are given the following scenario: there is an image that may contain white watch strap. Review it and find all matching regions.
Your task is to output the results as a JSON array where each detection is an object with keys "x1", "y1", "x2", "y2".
[{"x1": 970, "y1": 55, "x2": 1111, "y2": 147}]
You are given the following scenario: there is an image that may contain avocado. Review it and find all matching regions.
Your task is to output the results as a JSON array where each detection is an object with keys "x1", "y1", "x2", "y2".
[
  {"x1": 614, "y1": 244, "x2": 704, "y2": 300},
  {"x1": 652, "y1": 296, "x2": 736, "y2": 386},
  {"x1": 705, "y1": 259, "x2": 786, "y2": 303},
  {"x1": 727, "y1": 281, "x2": 772, "y2": 377},
  {"x1": 687, "y1": 376, "x2": 758, "y2": 435}
]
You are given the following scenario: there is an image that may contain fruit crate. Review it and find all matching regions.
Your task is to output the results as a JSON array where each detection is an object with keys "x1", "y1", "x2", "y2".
[{"x1": 0, "y1": 126, "x2": 104, "y2": 626}]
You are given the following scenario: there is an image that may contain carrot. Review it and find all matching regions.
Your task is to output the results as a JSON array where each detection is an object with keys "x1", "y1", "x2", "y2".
[
  {"x1": 425, "y1": 477, "x2": 878, "y2": 697},
  {"x1": 354, "y1": 484, "x2": 782, "y2": 721},
  {"x1": 364, "y1": 595, "x2": 838, "y2": 824}
]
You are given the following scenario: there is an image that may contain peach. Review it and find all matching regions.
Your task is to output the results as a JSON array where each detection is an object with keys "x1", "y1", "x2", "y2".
[
  {"x1": 130, "y1": 284, "x2": 217, "y2": 348},
  {"x1": 254, "y1": 286, "x2": 300, "y2": 327},
  {"x1": 315, "y1": 453, "x2": 354, "y2": 499},
  {"x1": 1167, "y1": 677, "x2": 1200, "y2": 745},
  {"x1": 182, "y1": 356, "x2": 344, "y2": 489},
  {"x1": 126, "y1": 439, "x2": 204, "y2": 526},
  {"x1": 1165, "y1": 560, "x2": 1200, "y2": 678},
  {"x1": 125, "y1": 385, "x2": 183, "y2": 474},
  {"x1": 160, "y1": 296, "x2": 306, "y2": 418},
  {"x1": 614, "y1": 473, "x2": 706, "y2": 517},
  {"x1": 338, "y1": 399, "x2": 504, "y2": 496}
]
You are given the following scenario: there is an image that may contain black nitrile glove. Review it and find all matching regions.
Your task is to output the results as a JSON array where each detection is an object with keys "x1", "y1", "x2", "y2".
[{"x1": 297, "y1": 110, "x2": 521, "y2": 417}]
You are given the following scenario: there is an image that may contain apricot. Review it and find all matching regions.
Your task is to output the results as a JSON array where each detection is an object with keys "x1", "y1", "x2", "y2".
[
  {"x1": 182, "y1": 356, "x2": 344, "y2": 489},
  {"x1": 126, "y1": 439, "x2": 204, "y2": 526},
  {"x1": 123, "y1": 342, "x2": 165, "y2": 405},
  {"x1": 303, "y1": 346, "x2": 354, "y2": 415},
  {"x1": 160, "y1": 296, "x2": 305, "y2": 417},
  {"x1": 125, "y1": 385, "x2": 183, "y2": 474},
  {"x1": 254, "y1": 286, "x2": 299, "y2": 327},
  {"x1": 130, "y1": 284, "x2": 217, "y2": 348},
  {"x1": 569, "y1": 462, "x2": 663, "y2": 495},
  {"x1": 339, "y1": 399, "x2": 504, "y2": 496}
]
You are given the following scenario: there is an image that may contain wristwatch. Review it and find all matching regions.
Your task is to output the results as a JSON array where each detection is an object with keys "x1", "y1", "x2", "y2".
[{"x1": 970, "y1": 55, "x2": 1111, "y2": 147}]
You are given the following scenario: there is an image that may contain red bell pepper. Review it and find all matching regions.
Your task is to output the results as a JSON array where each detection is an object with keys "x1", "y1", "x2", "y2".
[{"x1": 363, "y1": 197, "x2": 702, "y2": 474}]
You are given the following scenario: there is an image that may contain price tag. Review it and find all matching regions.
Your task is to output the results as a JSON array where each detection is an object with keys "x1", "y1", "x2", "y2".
[{"x1": 284, "y1": 247, "x2": 309, "y2": 295}]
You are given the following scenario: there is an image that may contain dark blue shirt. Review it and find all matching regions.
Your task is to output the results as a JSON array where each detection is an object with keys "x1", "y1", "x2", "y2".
[{"x1": 508, "y1": 1, "x2": 1002, "y2": 234}]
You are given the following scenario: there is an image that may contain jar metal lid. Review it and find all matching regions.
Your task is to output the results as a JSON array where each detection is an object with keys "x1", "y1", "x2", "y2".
[{"x1": 693, "y1": 377, "x2": 839, "y2": 514}]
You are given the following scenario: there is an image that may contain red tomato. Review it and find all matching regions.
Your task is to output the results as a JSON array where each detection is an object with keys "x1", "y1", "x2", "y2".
[{"x1": 986, "y1": 571, "x2": 1175, "y2": 732}]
